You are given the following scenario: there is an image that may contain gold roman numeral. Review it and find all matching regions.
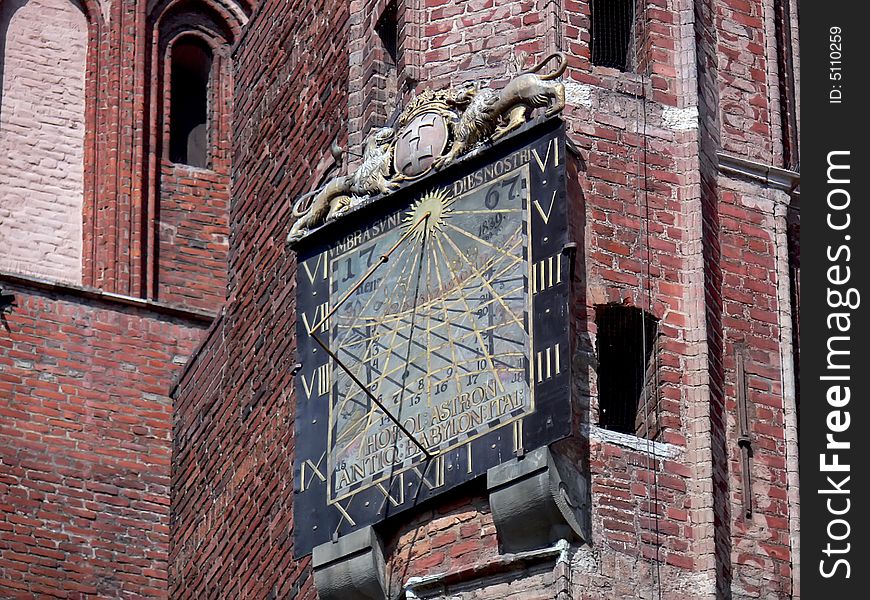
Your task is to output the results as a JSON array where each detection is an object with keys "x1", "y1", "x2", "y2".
[
  {"x1": 535, "y1": 343, "x2": 562, "y2": 383},
  {"x1": 466, "y1": 443, "x2": 473, "y2": 474},
  {"x1": 532, "y1": 138, "x2": 560, "y2": 172},
  {"x1": 302, "y1": 254, "x2": 329, "y2": 285},
  {"x1": 531, "y1": 253, "x2": 563, "y2": 294},
  {"x1": 513, "y1": 419, "x2": 524, "y2": 453},
  {"x1": 414, "y1": 454, "x2": 446, "y2": 490},
  {"x1": 376, "y1": 473, "x2": 405, "y2": 511},
  {"x1": 532, "y1": 190, "x2": 557, "y2": 224},
  {"x1": 301, "y1": 301, "x2": 330, "y2": 334},
  {"x1": 301, "y1": 363, "x2": 330, "y2": 398},
  {"x1": 299, "y1": 453, "x2": 327, "y2": 492},
  {"x1": 333, "y1": 498, "x2": 357, "y2": 527}
]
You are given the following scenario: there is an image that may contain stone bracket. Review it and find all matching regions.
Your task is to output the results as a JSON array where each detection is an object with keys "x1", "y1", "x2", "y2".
[
  {"x1": 312, "y1": 526, "x2": 387, "y2": 600},
  {"x1": 487, "y1": 446, "x2": 590, "y2": 553}
]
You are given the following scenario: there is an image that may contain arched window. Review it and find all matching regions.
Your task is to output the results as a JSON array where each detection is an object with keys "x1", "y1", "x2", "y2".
[{"x1": 169, "y1": 36, "x2": 212, "y2": 168}]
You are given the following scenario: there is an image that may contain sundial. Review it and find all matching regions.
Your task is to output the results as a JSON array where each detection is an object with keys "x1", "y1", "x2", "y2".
[{"x1": 291, "y1": 57, "x2": 573, "y2": 556}]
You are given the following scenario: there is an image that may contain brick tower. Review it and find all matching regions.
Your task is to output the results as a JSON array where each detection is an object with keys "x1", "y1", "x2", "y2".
[
  {"x1": 169, "y1": 1, "x2": 800, "y2": 599},
  {"x1": 1, "y1": 0, "x2": 252, "y2": 596},
  {"x1": 2, "y1": 0, "x2": 800, "y2": 599}
]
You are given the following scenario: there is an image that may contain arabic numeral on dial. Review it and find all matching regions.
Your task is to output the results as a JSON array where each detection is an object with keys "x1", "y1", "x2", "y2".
[
  {"x1": 467, "y1": 373, "x2": 480, "y2": 386},
  {"x1": 476, "y1": 292, "x2": 491, "y2": 317},
  {"x1": 510, "y1": 371, "x2": 524, "y2": 383},
  {"x1": 478, "y1": 213, "x2": 504, "y2": 241},
  {"x1": 484, "y1": 186, "x2": 500, "y2": 209},
  {"x1": 359, "y1": 245, "x2": 376, "y2": 267},
  {"x1": 410, "y1": 394, "x2": 422, "y2": 405},
  {"x1": 434, "y1": 381, "x2": 448, "y2": 395},
  {"x1": 341, "y1": 257, "x2": 357, "y2": 283},
  {"x1": 504, "y1": 174, "x2": 520, "y2": 199},
  {"x1": 417, "y1": 378, "x2": 425, "y2": 391}
]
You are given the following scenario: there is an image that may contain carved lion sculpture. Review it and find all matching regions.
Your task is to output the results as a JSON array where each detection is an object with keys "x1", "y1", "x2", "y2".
[
  {"x1": 288, "y1": 127, "x2": 397, "y2": 242},
  {"x1": 433, "y1": 52, "x2": 567, "y2": 169}
]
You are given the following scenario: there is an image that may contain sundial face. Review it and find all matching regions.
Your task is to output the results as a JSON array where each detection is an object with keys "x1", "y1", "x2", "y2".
[{"x1": 293, "y1": 121, "x2": 571, "y2": 556}]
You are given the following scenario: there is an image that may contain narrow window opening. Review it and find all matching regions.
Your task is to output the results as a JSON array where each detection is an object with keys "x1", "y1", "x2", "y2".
[
  {"x1": 375, "y1": 1, "x2": 399, "y2": 120},
  {"x1": 169, "y1": 37, "x2": 213, "y2": 168},
  {"x1": 376, "y1": 1, "x2": 399, "y2": 67},
  {"x1": 591, "y1": 0, "x2": 635, "y2": 71},
  {"x1": 595, "y1": 304, "x2": 659, "y2": 437}
]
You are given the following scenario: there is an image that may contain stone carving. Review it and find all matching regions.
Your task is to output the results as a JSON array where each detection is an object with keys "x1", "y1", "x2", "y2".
[
  {"x1": 288, "y1": 52, "x2": 567, "y2": 243},
  {"x1": 434, "y1": 52, "x2": 567, "y2": 168},
  {"x1": 288, "y1": 128, "x2": 397, "y2": 242}
]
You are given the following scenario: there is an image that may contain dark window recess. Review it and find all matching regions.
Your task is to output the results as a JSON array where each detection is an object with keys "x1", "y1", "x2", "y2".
[
  {"x1": 596, "y1": 304, "x2": 659, "y2": 437},
  {"x1": 376, "y1": 1, "x2": 399, "y2": 66},
  {"x1": 169, "y1": 38, "x2": 213, "y2": 168},
  {"x1": 591, "y1": 0, "x2": 635, "y2": 71}
]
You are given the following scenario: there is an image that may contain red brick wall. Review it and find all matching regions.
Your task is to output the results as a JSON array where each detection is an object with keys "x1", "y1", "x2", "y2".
[
  {"x1": 170, "y1": 0, "x2": 799, "y2": 598},
  {"x1": 157, "y1": 163, "x2": 229, "y2": 312},
  {"x1": 169, "y1": 1, "x2": 349, "y2": 596},
  {"x1": 0, "y1": 1, "x2": 248, "y2": 597},
  {"x1": 0, "y1": 278, "x2": 209, "y2": 598}
]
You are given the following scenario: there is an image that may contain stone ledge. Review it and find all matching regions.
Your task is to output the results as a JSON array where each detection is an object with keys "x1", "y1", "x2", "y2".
[
  {"x1": 487, "y1": 446, "x2": 589, "y2": 553},
  {"x1": 312, "y1": 526, "x2": 387, "y2": 600}
]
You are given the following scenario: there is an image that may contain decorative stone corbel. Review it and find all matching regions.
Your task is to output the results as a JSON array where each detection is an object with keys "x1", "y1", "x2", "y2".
[
  {"x1": 312, "y1": 526, "x2": 387, "y2": 600},
  {"x1": 487, "y1": 446, "x2": 589, "y2": 553}
]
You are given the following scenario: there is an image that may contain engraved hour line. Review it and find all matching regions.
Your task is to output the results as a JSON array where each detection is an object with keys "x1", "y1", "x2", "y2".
[
  {"x1": 320, "y1": 235, "x2": 434, "y2": 460},
  {"x1": 441, "y1": 221, "x2": 524, "y2": 267},
  {"x1": 339, "y1": 283, "x2": 526, "y2": 376},
  {"x1": 337, "y1": 321, "x2": 516, "y2": 414},
  {"x1": 341, "y1": 242, "x2": 429, "y2": 436},
  {"x1": 339, "y1": 233, "x2": 523, "y2": 327},
  {"x1": 328, "y1": 216, "x2": 423, "y2": 354},
  {"x1": 334, "y1": 237, "x2": 422, "y2": 360},
  {"x1": 426, "y1": 254, "x2": 525, "y2": 371},
  {"x1": 394, "y1": 222, "x2": 429, "y2": 426},
  {"x1": 312, "y1": 211, "x2": 431, "y2": 335},
  {"x1": 439, "y1": 221, "x2": 526, "y2": 314},
  {"x1": 372, "y1": 306, "x2": 526, "y2": 363},
  {"x1": 346, "y1": 281, "x2": 524, "y2": 328},
  {"x1": 437, "y1": 226, "x2": 526, "y2": 332},
  {"x1": 330, "y1": 239, "x2": 424, "y2": 419},
  {"x1": 432, "y1": 233, "x2": 506, "y2": 394},
  {"x1": 330, "y1": 232, "x2": 421, "y2": 350},
  {"x1": 429, "y1": 239, "x2": 481, "y2": 400},
  {"x1": 447, "y1": 208, "x2": 522, "y2": 215},
  {"x1": 535, "y1": 343, "x2": 562, "y2": 382},
  {"x1": 432, "y1": 243, "x2": 518, "y2": 366},
  {"x1": 332, "y1": 202, "x2": 525, "y2": 456},
  {"x1": 424, "y1": 314, "x2": 525, "y2": 366},
  {"x1": 335, "y1": 238, "x2": 525, "y2": 418},
  {"x1": 333, "y1": 229, "x2": 524, "y2": 330},
  {"x1": 339, "y1": 268, "x2": 524, "y2": 433},
  {"x1": 531, "y1": 253, "x2": 563, "y2": 294}
]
